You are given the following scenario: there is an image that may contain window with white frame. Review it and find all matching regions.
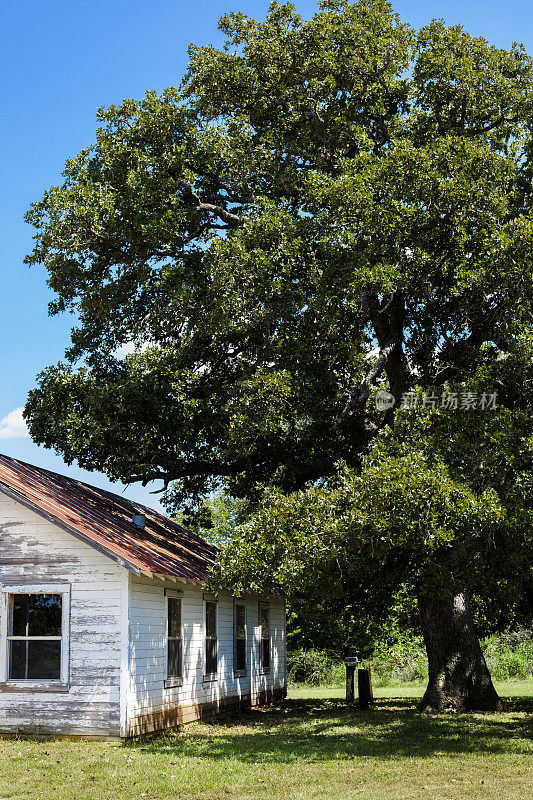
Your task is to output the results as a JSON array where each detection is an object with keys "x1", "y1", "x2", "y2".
[
  {"x1": 259, "y1": 604, "x2": 270, "y2": 674},
  {"x1": 234, "y1": 601, "x2": 246, "y2": 675},
  {"x1": 166, "y1": 591, "x2": 183, "y2": 686},
  {"x1": 204, "y1": 600, "x2": 217, "y2": 678},
  {"x1": 1, "y1": 584, "x2": 70, "y2": 686}
]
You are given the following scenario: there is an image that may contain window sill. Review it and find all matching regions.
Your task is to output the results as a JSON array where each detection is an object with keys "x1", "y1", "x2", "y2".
[
  {"x1": 259, "y1": 670, "x2": 271, "y2": 676},
  {"x1": 202, "y1": 674, "x2": 218, "y2": 683},
  {"x1": 0, "y1": 682, "x2": 70, "y2": 693},
  {"x1": 233, "y1": 670, "x2": 247, "y2": 678},
  {"x1": 164, "y1": 678, "x2": 183, "y2": 690}
]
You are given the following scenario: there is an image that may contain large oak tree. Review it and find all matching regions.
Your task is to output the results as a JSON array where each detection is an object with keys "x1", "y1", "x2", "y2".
[{"x1": 25, "y1": 1, "x2": 533, "y2": 710}]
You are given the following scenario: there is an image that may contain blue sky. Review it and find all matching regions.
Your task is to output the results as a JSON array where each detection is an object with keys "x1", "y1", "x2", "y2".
[{"x1": 1, "y1": 0, "x2": 532, "y2": 511}]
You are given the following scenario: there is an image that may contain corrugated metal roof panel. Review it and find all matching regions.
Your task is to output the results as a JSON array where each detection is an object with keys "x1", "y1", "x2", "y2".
[{"x1": 0, "y1": 453, "x2": 217, "y2": 580}]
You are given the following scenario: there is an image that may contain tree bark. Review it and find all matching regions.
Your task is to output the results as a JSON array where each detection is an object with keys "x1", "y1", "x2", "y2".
[{"x1": 417, "y1": 591, "x2": 504, "y2": 712}]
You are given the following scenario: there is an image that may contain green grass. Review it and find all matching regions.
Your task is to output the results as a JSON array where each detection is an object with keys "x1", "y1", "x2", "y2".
[
  {"x1": 292, "y1": 680, "x2": 533, "y2": 701},
  {"x1": 0, "y1": 682, "x2": 531, "y2": 800}
]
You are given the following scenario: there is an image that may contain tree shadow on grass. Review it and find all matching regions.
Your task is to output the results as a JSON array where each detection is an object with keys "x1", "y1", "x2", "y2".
[{"x1": 129, "y1": 695, "x2": 533, "y2": 764}]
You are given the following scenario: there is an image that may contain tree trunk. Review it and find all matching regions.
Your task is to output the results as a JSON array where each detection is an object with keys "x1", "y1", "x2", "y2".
[{"x1": 417, "y1": 591, "x2": 503, "y2": 713}]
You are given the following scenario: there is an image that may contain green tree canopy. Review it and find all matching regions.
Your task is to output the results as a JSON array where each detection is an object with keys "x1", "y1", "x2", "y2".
[
  {"x1": 24, "y1": 0, "x2": 533, "y2": 710},
  {"x1": 211, "y1": 407, "x2": 532, "y2": 630}
]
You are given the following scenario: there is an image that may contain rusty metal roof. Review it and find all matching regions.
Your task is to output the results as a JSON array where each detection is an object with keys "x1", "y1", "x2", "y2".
[{"x1": 0, "y1": 453, "x2": 217, "y2": 581}]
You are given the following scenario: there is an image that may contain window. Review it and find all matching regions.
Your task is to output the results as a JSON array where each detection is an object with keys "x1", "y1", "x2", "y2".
[
  {"x1": 259, "y1": 605, "x2": 270, "y2": 673},
  {"x1": 0, "y1": 584, "x2": 70, "y2": 688},
  {"x1": 205, "y1": 600, "x2": 217, "y2": 677},
  {"x1": 234, "y1": 602, "x2": 246, "y2": 674},
  {"x1": 166, "y1": 595, "x2": 183, "y2": 686},
  {"x1": 8, "y1": 594, "x2": 62, "y2": 680}
]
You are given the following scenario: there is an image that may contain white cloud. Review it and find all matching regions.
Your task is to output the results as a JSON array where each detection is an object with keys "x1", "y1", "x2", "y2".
[
  {"x1": 0, "y1": 407, "x2": 30, "y2": 440},
  {"x1": 114, "y1": 341, "x2": 136, "y2": 359},
  {"x1": 114, "y1": 341, "x2": 153, "y2": 359}
]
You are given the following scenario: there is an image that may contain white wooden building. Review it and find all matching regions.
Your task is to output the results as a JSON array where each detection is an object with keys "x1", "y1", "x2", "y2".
[{"x1": 0, "y1": 453, "x2": 286, "y2": 738}]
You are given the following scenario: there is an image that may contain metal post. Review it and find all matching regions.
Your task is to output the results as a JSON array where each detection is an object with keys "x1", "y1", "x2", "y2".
[{"x1": 344, "y1": 646, "x2": 358, "y2": 704}]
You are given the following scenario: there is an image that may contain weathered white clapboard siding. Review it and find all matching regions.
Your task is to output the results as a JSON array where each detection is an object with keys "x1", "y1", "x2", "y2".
[
  {"x1": 126, "y1": 574, "x2": 286, "y2": 734},
  {"x1": 0, "y1": 488, "x2": 287, "y2": 738},
  {"x1": 0, "y1": 490, "x2": 125, "y2": 737}
]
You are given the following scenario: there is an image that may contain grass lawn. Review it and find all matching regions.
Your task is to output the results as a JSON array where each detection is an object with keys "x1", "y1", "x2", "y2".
[
  {"x1": 0, "y1": 682, "x2": 530, "y2": 800},
  {"x1": 293, "y1": 680, "x2": 533, "y2": 701}
]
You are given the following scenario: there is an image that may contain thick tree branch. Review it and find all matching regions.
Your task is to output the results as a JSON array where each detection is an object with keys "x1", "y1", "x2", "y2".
[
  {"x1": 181, "y1": 183, "x2": 243, "y2": 227},
  {"x1": 126, "y1": 456, "x2": 249, "y2": 487},
  {"x1": 332, "y1": 337, "x2": 400, "y2": 432}
]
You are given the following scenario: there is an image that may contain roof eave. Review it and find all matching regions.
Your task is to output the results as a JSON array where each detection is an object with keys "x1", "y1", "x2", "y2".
[{"x1": 0, "y1": 482, "x2": 145, "y2": 578}]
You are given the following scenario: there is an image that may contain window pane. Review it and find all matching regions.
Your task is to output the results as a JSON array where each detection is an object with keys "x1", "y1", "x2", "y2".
[
  {"x1": 206, "y1": 638, "x2": 217, "y2": 675},
  {"x1": 168, "y1": 598, "x2": 181, "y2": 638},
  {"x1": 10, "y1": 595, "x2": 28, "y2": 637},
  {"x1": 236, "y1": 638, "x2": 246, "y2": 672},
  {"x1": 167, "y1": 638, "x2": 183, "y2": 679},
  {"x1": 11, "y1": 594, "x2": 62, "y2": 637},
  {"x1": 9, "y1": 640, "x2": 61, "y2": 680},
  {"x1": 235, "y1": 605, "x2": 246, "y2": 640},
  {"x1": 260, "y1": 608, "x2": 269, "y2": 639},
  {"x1": 206, "y1": 602, "x2": 216, "y2": 638},
  {"x1": 261, "y1": 639, "x2": 270, "y2": 672}
]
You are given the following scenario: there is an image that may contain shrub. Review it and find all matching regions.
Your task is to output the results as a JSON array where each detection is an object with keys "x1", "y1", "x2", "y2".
[
  {"x1": 329, "y1": 661, "x2": 347, "y2": 687},
  {"x1": 287, "y1": 627, "x2": 533, "y2": 688},
  {"x1": 369, "y1": 637, "x2": 428, "y2": 686},
  {"x1": 287, "y1": 648, "x2": 333, "y2": 685},
  {"x1": 481, "y1": 626, "x2": 533, "y2": 681}
]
